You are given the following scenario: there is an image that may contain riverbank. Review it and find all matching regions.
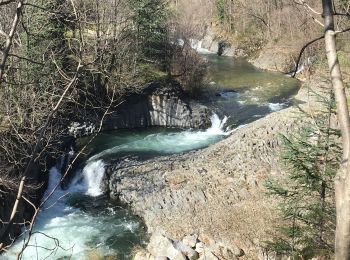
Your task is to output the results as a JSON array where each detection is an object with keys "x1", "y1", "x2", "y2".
[{"x1": 103, "y1": 77, "x2": 327, "y2": 259}]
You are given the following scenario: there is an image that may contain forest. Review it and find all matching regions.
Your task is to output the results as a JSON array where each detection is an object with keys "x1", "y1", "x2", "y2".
[{"x1": 0, "y1": 0, "x2": 350, "y2": 259}]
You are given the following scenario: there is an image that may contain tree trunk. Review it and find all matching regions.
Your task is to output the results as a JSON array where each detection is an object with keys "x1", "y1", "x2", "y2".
[{"x1": 322, "y1": 0, "x2": 350, "y2": 259}]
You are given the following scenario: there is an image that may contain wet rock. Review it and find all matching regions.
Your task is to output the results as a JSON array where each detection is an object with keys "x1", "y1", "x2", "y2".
[
  {"x1": 69, "y1": 82, "x2": 211, "y2": 138},
  {"x1": 103, "y1": 82, "x2": 211, "y2": 132},
  {"x1": 218, "y1": 41, "x2": 236, "y2": 57}
]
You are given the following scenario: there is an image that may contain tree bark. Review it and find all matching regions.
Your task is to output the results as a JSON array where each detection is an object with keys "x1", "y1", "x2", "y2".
[{"x1": 322, "y1": 0, "x2": 350, "y2": 259}]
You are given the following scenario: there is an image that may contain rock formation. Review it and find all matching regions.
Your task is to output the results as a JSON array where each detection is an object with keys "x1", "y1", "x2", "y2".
[
  {"x1": 69, "y1": 82, "x2": 211, "y2": 138},
  {"x1": 100, "y1": 83, "x2": 323, "y2": 259}
]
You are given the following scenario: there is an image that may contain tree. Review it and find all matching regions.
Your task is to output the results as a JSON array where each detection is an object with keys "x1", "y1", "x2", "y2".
[
  {"x1": 127, "y1": 0, "x2": 170, "y2": 73},
  {"x1": 266, "y1": 91, "x2": 340, "y2": 259},
  {"x1": 0, "y1": 0, "x2": 175, "y2": 254},
  {"x1": 321, "y1": 0, "x2": 350, "y2": 258}
]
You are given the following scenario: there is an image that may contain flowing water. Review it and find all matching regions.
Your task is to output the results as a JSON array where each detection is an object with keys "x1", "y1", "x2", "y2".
[
  {"x1": 200, "y1": 54, "x2": 300, "y2": 126},
  {"x1": 5, "y1": 161, "x2": 147, "y2": 260},
  {"x1": 5, "y1": 115, "x2": 230, "y2": 260},
  {"x1": 5, "y1": 50, "x2": 300, "y2": 259}
]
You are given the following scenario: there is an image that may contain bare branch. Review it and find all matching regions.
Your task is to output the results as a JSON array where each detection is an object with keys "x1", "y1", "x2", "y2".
[
  {"x1": 0, "y1": 0, "x2": 15, "y2": 6},
  {"x1": 291, "y1": 27, "x2": 350, "y2": 78},
  {"x1": 0, "y1": 0, "x2": 24, "y2": 83}
]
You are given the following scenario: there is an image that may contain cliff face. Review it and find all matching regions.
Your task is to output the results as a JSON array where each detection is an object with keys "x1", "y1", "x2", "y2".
[
  {"x1": 69, "y1": 82, "x2": 211, "y2": 138},
  {"x1": 104, "y1": 83, "x2": 211, "y2": 129}
]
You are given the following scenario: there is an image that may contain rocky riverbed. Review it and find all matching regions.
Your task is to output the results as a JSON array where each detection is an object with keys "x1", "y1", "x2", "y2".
[{"x1": 100, "y1": 79, "x2": 327, "y2": 259}]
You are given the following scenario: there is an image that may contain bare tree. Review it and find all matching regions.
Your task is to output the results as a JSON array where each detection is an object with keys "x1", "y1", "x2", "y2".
[
  {"x1": 322, "y1": 1, "x2": 350, "y2": 258},
  {"x1": 0, "y1": 0, "x2": 168, "y2": 255}
]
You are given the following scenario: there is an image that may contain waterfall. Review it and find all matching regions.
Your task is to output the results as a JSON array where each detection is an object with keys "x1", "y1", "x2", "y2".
[
  {"x1": 82, "y1": 160, "x2": 105, "y2": 196},
  {"x1": 5, "y1": 157, "x2": 140, "y2": 259},
  {"x1": 205, "y1": 113, "x2": 229, "y2": 135},
  {"x1": 189, "y1": 39, "x2": 214, "y2": 54}
]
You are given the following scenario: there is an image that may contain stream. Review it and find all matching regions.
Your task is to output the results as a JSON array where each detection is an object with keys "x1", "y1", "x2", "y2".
[{"x1": 5, "y1": 53, "x2": 300, "y2": 259}]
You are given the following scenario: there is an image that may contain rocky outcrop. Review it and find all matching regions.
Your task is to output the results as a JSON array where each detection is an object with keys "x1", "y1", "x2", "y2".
[
  {"x1": 250, "y1": 43, "x2": 316, "y2": 75},
  {"x1": 250, "y1": 45, "x2": 297, "y2": 73},
  {"x1": 201, "y1": 33, "x2": 236, "y2": 57},
  {"x1": 101, "y1": 84, "x2": 324, "y2": 259},
  {"x1": 104, "y1": 83, "x2": 211, "y2": 130},
  {"x1": 103, "y1": 107, "x2": 297, "y2": 259},
  {"x1": 69, "y1": 82, "x2": 211, "y2": 138},
  {"x1": 133, "y1": 232, "x2": 243, "y2": 260}
]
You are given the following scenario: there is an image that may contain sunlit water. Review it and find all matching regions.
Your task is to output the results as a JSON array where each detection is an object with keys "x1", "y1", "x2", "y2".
[
  {"x1": 5, "y1": 159, "x2": 146, "y2": 260},
  {"x1": 200, "y1": 54, "x2": 300, "y2": 125},
  {"x1": 5, "y1": 115, "x2": 230, "y2": 260},
  {"x1": 86, "y1": 114, "x2": 230, "y2": 162},
  {"x1": 5, "y1": 51, "x2": 300, "y2": 259}
]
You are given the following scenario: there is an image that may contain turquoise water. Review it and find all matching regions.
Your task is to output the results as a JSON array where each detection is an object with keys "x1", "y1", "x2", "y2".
[
  {"x1": 82, "y1": 114, "x2": 229, "y2": 162},
  {"x1": 201, "y1": 54, "x2": 300, "y2": 125},
  {"x1": 5, "y1": 162, "x2": 147, "y2": 260},
  {"x1": 5, "y1": 55, "x2": 300, "y2": 259},
  {"x1": 5, "y1": 115, "x2": 229, "y2": 260}
]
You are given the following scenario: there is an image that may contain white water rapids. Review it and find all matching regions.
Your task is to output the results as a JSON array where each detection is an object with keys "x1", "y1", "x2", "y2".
[
  {"x1": 5, "y1": 159, "x2": 142, "y2": 259},
  {"x1": 5, "y1": 114, "x2": 230, "y2": 259},
  {"x1": 88, "y1": 113, "x2": 230, "y2": 161}
]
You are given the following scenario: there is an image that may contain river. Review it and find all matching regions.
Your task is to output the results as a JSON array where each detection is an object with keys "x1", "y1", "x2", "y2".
[{"x1": 5, "y1": 54, "x2": 299, "y2": 259}]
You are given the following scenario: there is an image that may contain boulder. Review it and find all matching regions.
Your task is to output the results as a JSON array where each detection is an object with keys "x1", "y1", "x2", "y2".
[
  {"x1": 104, "y1": 82, "x2": 211, "y2": 130},
  {"x1": 174, "y1": 241, "x2": 199, "y2": 260},
  {"x1": 182, "y1": 234, "x2": 198, "y2": 248},
  {"x1": 198, "y1": 251, "x2": 218, "y2": 260},
  {"x1": 147, "y1": 232, "x2": 186, "y2": 260},
  {"x1": 134, "y1": 250, "x2": 167, "y2": 260},
  {"x1": 195, "y1": 242, "x2": 205, "y2": 254},
  {"x1": 70, "y1": 82, "x2": 211, "y2": 138}
]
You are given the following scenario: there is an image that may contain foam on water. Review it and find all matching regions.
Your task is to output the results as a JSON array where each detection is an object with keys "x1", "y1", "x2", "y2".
[
  {"x1": 190, "y1": 39, "x2": 215, "y2": 54},
  {"x1": 268, "y1": 102, "x2": 285, "y2": 112},
  {"x1": 89, "y1": 113, "x2": 229, "y2": 161},
  {"x1": 5, "y1": 114, "x2": 232, "y2": 259},
  {"x1": 5, "y1": 161, "x2": 140, "y2": 259}
]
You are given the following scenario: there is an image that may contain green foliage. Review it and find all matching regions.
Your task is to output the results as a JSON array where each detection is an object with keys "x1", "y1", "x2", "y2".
[
  {"x1": 215, "y1": 0, "x2": 226, "y2": 23},
  {"x1": 265, "y1": 92, "x2": 341, "y2": 259},
  {"x1": 127, "y1": 0, "x2": 170, "y2": 71},
  {"x1": 21, "y1": 0, "x2": 71, "y2": 87}
]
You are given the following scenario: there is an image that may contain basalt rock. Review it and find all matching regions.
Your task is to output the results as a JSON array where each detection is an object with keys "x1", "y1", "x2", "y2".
[{"x1": 69, "y1": 82, "x2": 211, "y2": 138}]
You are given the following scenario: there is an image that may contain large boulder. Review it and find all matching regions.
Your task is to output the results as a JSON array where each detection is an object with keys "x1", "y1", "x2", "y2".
[{"x1": 147, "y1": 232, "x2": 186, "y2": 260}]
